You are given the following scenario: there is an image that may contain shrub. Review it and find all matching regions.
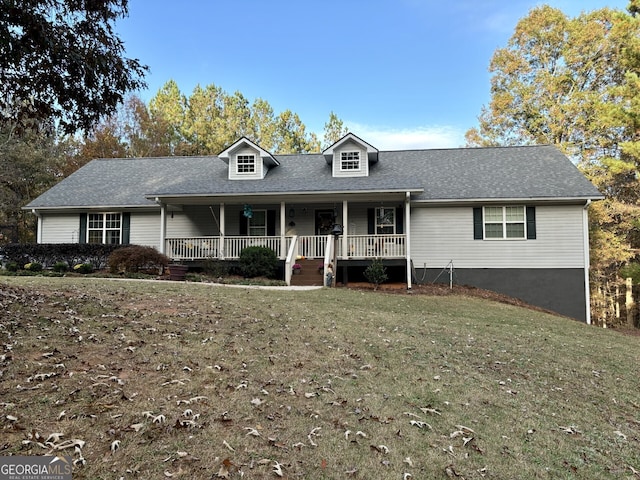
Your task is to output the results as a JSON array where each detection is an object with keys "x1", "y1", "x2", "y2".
[
  {"x1": 5, "y1": 261, "x2": 18, "y2": 272},
  {"x1": 53, "y1": 261, "x2": 69, "y2": 272},
  {"x1": 73, "y1": 263, "x2": 93, "y2": 274},
  {"x1": 202, "y1": 258, "x2": 230, "y2": 277},
  {"x1": 364, "y1": 258, "x2": 388, "y2": 290},
  {"x1": 108, "y1": 245, "x2": 170, "y2": 274},
  {"x1": 24, "y1": 262, "x2": 43, "y2": 272},
  {"x1": 239, "y1": 246, "x2": 277, "y2": 278}
]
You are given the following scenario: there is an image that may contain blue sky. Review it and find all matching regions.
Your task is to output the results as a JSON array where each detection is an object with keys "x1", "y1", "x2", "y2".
[{"x1": 117, "y1": 0, "x2": 630, "y2": 150}]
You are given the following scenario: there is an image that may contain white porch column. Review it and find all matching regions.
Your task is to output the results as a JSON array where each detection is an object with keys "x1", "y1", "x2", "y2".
[
  {"x1": 219, "y1": 203, "x2": 225, "y2": 259},
  {"x1": 405, "y1": 191, "x2": 412, "y2": 289},
  {"x1": 32, "y1": 209, "x2": 42, "y2": 243},
  {"x1": 280, "y1": 201, "x2": 287, "y2": 259},
  {"x1": 341, "y1": 200, "x2": 348, "y2": 258},
  {"x1": 159, "y1": 202, "x2": 167, "y2": 254}
]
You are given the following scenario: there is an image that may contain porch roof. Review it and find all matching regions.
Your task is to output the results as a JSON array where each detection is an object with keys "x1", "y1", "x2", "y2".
[{"x1": 25, "y1": 144, "x2": 603, "y2": 210}]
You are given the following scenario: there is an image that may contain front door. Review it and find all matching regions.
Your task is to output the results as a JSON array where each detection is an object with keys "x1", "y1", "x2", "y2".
[{"x1": 315, "y1": 209, "x2": 335, "y2": 235}]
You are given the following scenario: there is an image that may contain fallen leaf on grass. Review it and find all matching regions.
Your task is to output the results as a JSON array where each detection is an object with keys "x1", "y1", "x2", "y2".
[
  {"x1": 272, "y1": 461, "x2": 284, "y2": 477},
  {"x1": 307, "y1": 427, "x2": 321, "y2": 447},
  {"x1": 127, "y1": 422, "x2": 144, "y2": 432},
  {"x1": 558, "y1": 425, "x2": 581, "y2": 435},
  {"x1": 410, "y1": 420, "x2": 432, "y2": 429},
  {"x1": 420, "y1": 407, "x2": 441, "y2": 416},
  {"x1": 445, "y1": 464, "x2": 462, "y2": 477},
  {"x1": 370, "y1": 444, "x2": 389, "y2": 454},
  {"x1": 613, "y1": 430, "x2": 627, "y2": 440}
]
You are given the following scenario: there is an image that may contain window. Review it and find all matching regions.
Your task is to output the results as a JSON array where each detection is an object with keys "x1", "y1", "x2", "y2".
[
  {"x1": 375, "y1": 207, "x2": 395, "y2": 234},
  {"x1": 483, "y1": 206, "x2": 525, "y2": 239},
  {"x1": 340, "y1": 151, "x2": 360, "y2": 170},
  {"x1": 88, "y1": 213, "x2": 122, "y2": 244},
  {"x1": 249, "y1": 209, "x2": 267, "y2": 236},
  {"x1": 237, "y1": 154, "x2": 256, "y2": 174}
]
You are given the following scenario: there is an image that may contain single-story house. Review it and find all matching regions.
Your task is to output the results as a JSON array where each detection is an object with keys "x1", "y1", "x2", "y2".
[{"x1": 25, "y1": 133, "x2": 604, "y2": 322}]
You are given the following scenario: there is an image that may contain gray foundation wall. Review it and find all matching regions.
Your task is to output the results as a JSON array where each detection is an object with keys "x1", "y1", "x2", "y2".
[{"x1": 417, "y1": 268, "x2": 587, "y2": 322}]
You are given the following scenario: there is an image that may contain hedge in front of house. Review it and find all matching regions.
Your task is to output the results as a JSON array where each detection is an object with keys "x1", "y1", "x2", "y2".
[{"x1": 0, "y1": 243, "x2": 126, "y2": 270}]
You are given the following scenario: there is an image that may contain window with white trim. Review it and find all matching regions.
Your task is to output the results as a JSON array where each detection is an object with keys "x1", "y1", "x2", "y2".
[
  {"x1": 340, "y1": 151, "x2": 360, "y2": 170},
  {"x1": 376, "y1": 207, "x2": 395, "y2": 234},
  {"x1": 249, "y1": 209, "x2": 267, "y2": 236},
  {"x1": 88, "y1": 213, "x2": 122, "y2": 244},
  {"x1": 484, "y1": 206, "x2": 525, "y2": 239},
  {"x1": 236, "y1": 154, "x2": 256, "y2": 174}
]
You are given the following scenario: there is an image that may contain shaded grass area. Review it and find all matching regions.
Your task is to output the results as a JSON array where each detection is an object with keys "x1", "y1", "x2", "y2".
[{"x1": 1, "y1": 277, "x2": 639, "y2": 479}]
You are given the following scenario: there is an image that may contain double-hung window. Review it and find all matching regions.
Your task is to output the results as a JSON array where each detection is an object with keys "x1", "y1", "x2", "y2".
[
  {"x1": 375, "y1": 207, "x2": 395, "y2": 234},
  {"x1": 340, "y1": 151, "x2": 360, "y2": 171},
  {"x1": 483, "y1": 206, "x2": 525, "y2": 239},
  {"x1": 236, "y1": 154, "x2": 256, "y2": 174},
  {"x1": 88, "y1": 213, "x2": 122, "y2": 244}
]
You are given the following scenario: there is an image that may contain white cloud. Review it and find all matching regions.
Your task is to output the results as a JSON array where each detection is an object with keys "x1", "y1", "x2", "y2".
[{"x1": 345, "y1": 122, "x2": 465, "y2": 151}]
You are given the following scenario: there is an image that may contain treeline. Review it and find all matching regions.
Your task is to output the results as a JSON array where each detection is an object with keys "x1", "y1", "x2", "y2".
[
  {"x1": 0, "y1": 80, "x2": 348, "y2": 243},
  {"x1": 465, "y1": 3, "x2": 640, "y2": 327}
]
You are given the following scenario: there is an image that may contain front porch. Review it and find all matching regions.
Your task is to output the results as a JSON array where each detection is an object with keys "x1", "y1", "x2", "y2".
[
  {"x1": 166, "y1": 233, "x2": 407, "y2": 287},
  {"x1": 155, "y1": 196, "x2": 412, "y2": 287}
]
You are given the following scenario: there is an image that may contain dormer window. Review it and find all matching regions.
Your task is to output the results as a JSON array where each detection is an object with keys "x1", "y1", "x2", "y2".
[
  {"x1": 323, "y1": 133, "x2": 378, "y2": 178},
  {"x1": 341, "y1": 151, "x2": 361, "y2": 171},
  {"x1": 219, "y1": 138, "x2": 279, "y2": 180},
  {"x1": 236, "y1": 154, "x2": 256, "y2": 174}
]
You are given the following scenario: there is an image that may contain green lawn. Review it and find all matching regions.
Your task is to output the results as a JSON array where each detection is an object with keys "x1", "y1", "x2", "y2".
[{"x1": 1, "y1": 276, "x2": 639, "y2": 479}]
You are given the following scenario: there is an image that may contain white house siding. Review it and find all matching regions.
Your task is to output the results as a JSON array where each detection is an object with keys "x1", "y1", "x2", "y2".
[
  {"x1": 332, "y1": 141, "x2": 368, "y2": 178},
  {"x1": 40, "y1": 213, "x2": 81, "y2": 243},
  {"x1": 129, "y1": 211, "x2": 161, "y2": 249},
  {"x1": 410, "y1": 204, "x2": 586, "y2": 269},
  {"x1": 228, "y1": 146, "x2": 264, "y2": 180},
  {"x1": 166, "y1": 206, "x2": 219, "y2": 237}
]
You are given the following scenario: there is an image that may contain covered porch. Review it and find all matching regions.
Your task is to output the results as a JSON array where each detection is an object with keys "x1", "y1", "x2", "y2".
[{"x1": 153, "y1": 193, "x2": 413, "y2": 287}]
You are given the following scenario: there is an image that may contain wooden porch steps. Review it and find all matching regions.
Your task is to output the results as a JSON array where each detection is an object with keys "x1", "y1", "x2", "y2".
[{"x1": 290, "y1": 258, "x2": 325, "y2": 287}]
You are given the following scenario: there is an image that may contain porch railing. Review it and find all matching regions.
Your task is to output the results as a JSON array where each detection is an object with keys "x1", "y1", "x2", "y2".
[
  {"x1": 166, "y1": 237, "x2": 220, "y2": 260},
  {"x1": 223, "y1": 236, "x2": 284, "y2": 259},
  {"x1": 298, "y1": 235, "x2": 327, "y2": 259},
  {"x1": 340, "y1": 234, "x2": 406, "y2": 258},
  {"x1": 166, "y1": 234, "x2": 405, "y2": 261}
]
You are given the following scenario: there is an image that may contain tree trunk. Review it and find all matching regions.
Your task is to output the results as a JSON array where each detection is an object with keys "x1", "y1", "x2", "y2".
[{"x1": 626, "y1": 277, "x2": 635, "y2": 327}]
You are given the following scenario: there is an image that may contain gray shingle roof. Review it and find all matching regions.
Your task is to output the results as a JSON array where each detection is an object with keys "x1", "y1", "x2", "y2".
[{"x1": 26, "y1": 144, "x2": 603, "y2": 209}]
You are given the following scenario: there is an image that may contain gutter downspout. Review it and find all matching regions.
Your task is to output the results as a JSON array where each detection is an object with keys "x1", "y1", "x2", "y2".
[{"x1": 583, "y1": 199, "x2": 592, "y2": 325}]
